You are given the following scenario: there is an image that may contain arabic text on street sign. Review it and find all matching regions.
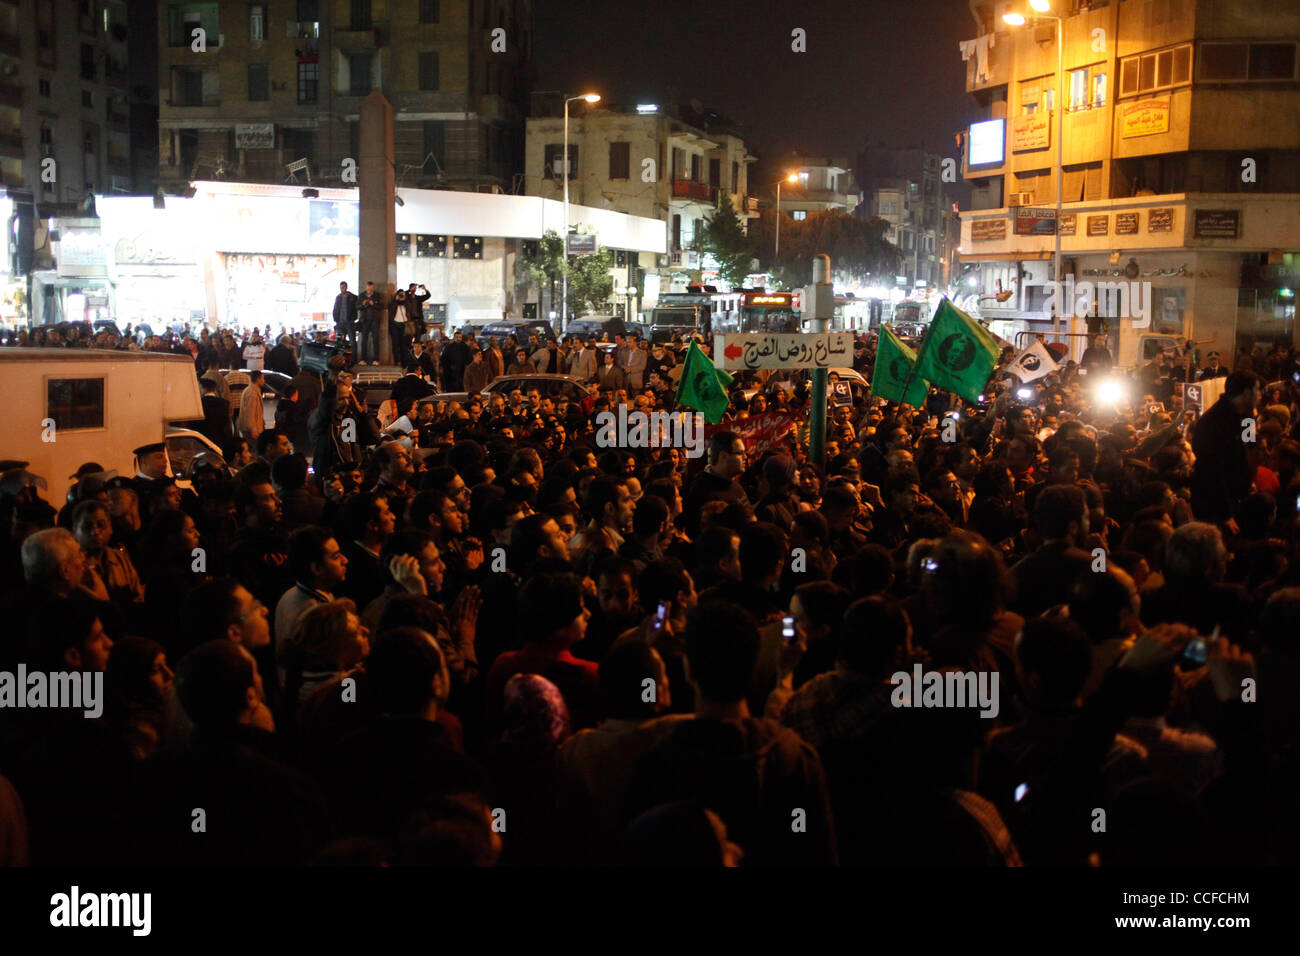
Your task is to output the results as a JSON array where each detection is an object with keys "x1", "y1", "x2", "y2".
[{"x1": 713, "y1": 332, "x2": 854, "y2": 370}]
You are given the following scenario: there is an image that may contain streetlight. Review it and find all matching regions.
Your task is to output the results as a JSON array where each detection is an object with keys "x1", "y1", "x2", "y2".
[
  {"x1": 1004, "y1": 2, "x2": 1064, "y2": 340},
  {"x1": 562, "y1": 92, "x2": 601, "y2": 333},
  {"x1": 773, "y1": 172, "x2": 800, "y2": 264}
]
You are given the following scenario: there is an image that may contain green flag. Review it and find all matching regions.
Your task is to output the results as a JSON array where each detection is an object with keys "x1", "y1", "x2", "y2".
[
  {"x1": 912, "y1": 298, "x2": 1001, "y2": 404},
  {"x1": 872, "y1": 325, "x2": 929, "y2": 406},
  {"x1": 674, "y1": 340, "x2": 734, "y2": 424}
]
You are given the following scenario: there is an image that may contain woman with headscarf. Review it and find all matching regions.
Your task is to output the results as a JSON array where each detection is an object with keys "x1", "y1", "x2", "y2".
[{"x1": 487, "y1": 673, "x2": 571, "y2": 865}]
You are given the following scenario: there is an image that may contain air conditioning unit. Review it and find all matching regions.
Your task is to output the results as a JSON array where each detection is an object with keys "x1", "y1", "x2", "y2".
[{"x1": 1008, "y1": 192, "x2": 1034, "y2": 206}]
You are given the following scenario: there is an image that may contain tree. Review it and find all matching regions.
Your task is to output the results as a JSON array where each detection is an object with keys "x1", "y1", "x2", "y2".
[
  {"x1": 754, "y1": 210, "x2": 902, "y2": 289},
  {"x1": 698, "y1": 192, "x2": 755, "y2": 289},
  {"x1": 567, "y1": 245, "x2": 615, "y2": 316},
  {"x1": 520, "y1": 230, "x2": 565, "y2": 312}
]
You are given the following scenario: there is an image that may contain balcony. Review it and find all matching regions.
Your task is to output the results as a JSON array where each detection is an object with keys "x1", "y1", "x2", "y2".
[
  {"x1": 334, "y1": 27, "x2": 383, "y2": 49},
  {"x1": 0, "y1": 80, "x2": 20, "y2": 109},
  {"x1": 671, "y1": 180, "x2": 715, "y2": 203},
  {"x1": 743, "y1": 195, "x2": 759, "y2": 216}
]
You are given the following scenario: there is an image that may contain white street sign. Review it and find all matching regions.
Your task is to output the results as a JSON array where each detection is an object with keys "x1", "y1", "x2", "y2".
[{"x1": 714, "y1": 332, "x2": 855, "y2": 370}]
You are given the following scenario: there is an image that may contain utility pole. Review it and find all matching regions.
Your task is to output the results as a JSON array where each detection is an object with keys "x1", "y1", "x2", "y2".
[{"x1": 804, "y1": 254, "x2": 834, "y2": 468}]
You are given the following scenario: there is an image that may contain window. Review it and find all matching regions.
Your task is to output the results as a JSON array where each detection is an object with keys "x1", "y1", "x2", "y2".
[
  {"x1": 690, "y1": 154, "x2": 701, "y2": 181},
  {"x1": 543, "y1": 144, "x2": 576, "y2": 180},
  {"x1": 709, "y1": 158, "x2": 720, "y2": 188},
  {"x1": 1068, "y1": 68, "x2": 1088, "y2": 110},
  {"x1": 1092, "y1": 71, "x2": 1107, "y2": 108},
  {"x1": 732, "y1": 160, "x2": 739, "y2": 192},
  {"x1": 167, "y1": 3, "x2": 220, "y2": 48},
  {"x1": 419, "y1": 0, "x2": 440, "y2": 23},
  {"x1": 39, "y1": 78, "x2": 51, "y2": 97},
  {"x1": 799, "y1": 171, "x2": 810, "y2": 185},
  {"x1": 419, "y1": 51, "x2": 439, "y2": 91},
  {"x1": 349, "y1": 54, "x2": 372, "y2": 96},
  {"x1": 81, "y1": 89, "x2": 92, "y2": 108},
  {"x1": 40, "y1": 125, "x2": 52, "y2": 150},
  {"x1": 248, "y1": 63, "x2": 269, "y2": 101},
  {"x1": 791, "y1": 210, "x2": 807, "y2": 221},
  {"x1": 81, "y1": 43, "x2": 96, "y2": 82},
  {"x1": 47, "y1": 378, "x2": 105, "y2": 431},
  {"x1": 671, "y1": 147, "x2": 684, "y2": 180},
  {"x1": 1119, "y1": 43, "x2": 1192, "y2": 96},
  {"x1": 350, "y1": 0, "x2": 371, "y2": 31},
  {"x1": 83, "y1": 126, "x2": 95, "y2": 154},
  {"x1": 609, "y1": 141, "x2": 630, "y2": 179},
  {"x1": 423, "y1": 121, "x2": 444, "y2": 172},
  {"x1": 297, "y1": 60, "x2": 318, "y2": 104},
  {"x1": 1200, "y1": 41, "x2": 1297, "y2": 81},
  {"x1": 249, "y1": 4, "x2": 264, "y2": 41}
]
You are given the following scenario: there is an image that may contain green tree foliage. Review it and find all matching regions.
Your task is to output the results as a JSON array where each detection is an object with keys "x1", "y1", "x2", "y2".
[
  {"x1": 568, "y1": 245, "x2": 615, "y2": 315},
  {"x1": 698, "y1": 192, "x2": 756, "y2": 288},
  {"x1": 753, "y1": 210, "x2": 902, "y2": 289},
  {"x1": 521, "y1": 229, "x2": 565, "y2": 306}
]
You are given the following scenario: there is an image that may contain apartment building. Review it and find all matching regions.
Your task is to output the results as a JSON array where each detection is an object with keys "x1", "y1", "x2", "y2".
[
  {"x1": 859, "y1": 146, "x2": 960, "y2": 290},
  {"x1": 525, "y1": 98, "x2": 758, "y2": 308},
  {"x1": 155, "y1": 0, "x2": 534, "y2": 194},
  {"x1": 765, "y1": 152, "x2": 861, "y2": 219},
  {"x1": 958, "y1": 0, "x2": 1300, "y2": 365}
]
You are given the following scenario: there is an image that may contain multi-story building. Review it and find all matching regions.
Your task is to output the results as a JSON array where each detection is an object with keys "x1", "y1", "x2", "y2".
[
  {"x1": 764, "y1": 153, "x2": 860, "y2": 221},
  {"x1": 0, "y1": 0, "x2": 136, "y2": 203},
  {"x1": 155, "y1": 0, "x2": 534, "y2": 194},
  {"x1": 0, "y1": 0, "x2": 155, "y2": 330},
  {"x1": 957, "y1": 0, "x2": 1300, "y2": 367},
  {"x1": 858, "y1": 146, "x2": 957, "y2": 291},
  {"x1": 525, "y1": 97, "x2": 758, "y2": 310}
]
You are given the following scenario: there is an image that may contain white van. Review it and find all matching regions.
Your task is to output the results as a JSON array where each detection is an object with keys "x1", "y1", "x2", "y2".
[{"x1": 1, "y1": 348, "x2": 208, "y2": 504}]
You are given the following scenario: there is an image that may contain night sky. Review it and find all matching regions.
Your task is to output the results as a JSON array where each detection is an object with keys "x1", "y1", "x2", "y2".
[{"x1": 534, "y1": 0, "x2": 981, "y2": 169}]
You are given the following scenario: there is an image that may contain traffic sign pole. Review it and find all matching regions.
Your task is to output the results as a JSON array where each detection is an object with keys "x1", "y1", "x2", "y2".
[{"x1": 804, "y1": 255, "x2": 834, "y2": 469}]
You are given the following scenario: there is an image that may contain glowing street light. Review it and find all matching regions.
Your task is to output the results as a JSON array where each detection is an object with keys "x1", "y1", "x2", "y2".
[
  {"x1": 562, "y1": 92, "x2": 601, "y2": 331},
  {"x1": 774, "y1": 172, "x2": 801, "y2": 262}
]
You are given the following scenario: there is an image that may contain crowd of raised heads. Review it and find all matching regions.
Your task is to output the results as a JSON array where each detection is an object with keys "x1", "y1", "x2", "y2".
[{"x1": 1, "y1": 323, "x2": 1299, "y2": 868}]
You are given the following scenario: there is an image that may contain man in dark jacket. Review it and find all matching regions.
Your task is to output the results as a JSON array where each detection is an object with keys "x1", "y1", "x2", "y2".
[
  {"x1": 405, "y1": 283, "x2": 430, "y2": 337},
  {"x1": 440, "y1": 332, "x2": 471, "y2": 392},
  {"x1": 333, "y1": 281, "x2": 358, "y2": 353},
  {"x1": 1191, "y1": 370, "x2": 1260, "y2": 528},
  {"x1": 267, "y1": 336, "x2": 298, "y2": 377},
  {"x1": 197, "y1": 377, "x2": 236, "y2": 455},
  {"x1": 358, "y1": 282, "x2": 384, "y2": 365}
]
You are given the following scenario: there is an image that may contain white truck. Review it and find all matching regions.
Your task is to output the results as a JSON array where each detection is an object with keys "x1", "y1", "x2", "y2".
[{"x1": 0, "y1": 348, "x2": 214, "y2": 505}]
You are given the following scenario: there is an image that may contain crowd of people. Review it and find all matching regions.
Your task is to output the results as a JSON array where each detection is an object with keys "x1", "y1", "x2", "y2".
[{"x1": 2, "y1": 312, "x2": 1300, "y2": 868}]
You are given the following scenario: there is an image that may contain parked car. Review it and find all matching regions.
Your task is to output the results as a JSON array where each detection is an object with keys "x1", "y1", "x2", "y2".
[
  {"x1": 477, "y1": 319, "x2": 558, "y2": 343},
  {"x1": 222, "y1": 368, "x2": 294, "y2": 430},
  {"x1": 565, "y1": 315, "x2": 626, "y2": 340}
]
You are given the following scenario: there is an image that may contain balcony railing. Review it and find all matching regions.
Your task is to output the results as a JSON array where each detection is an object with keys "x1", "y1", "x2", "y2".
[{"x1": 671, "y1": 180, "x2": 715, "y2": 203}]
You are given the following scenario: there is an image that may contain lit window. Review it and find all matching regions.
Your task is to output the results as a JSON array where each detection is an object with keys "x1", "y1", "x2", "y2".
[
  {"x1": 1092, "y1": 72, "x2": 1107, "y2": 107},
  {"x1": 791, "y1": 210, "x2": 807, "y2": 221},
  {"x1": 1068, "y1": 67, "x2": 1089, "y2": 110}
]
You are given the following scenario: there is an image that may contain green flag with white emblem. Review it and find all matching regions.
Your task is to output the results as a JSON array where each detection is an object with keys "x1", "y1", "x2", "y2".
[
  {"x1": 872, "y1": 325, "x2": 929, "y2": 406},
  {"x1": 912, "y1": 298, "x2": 1001, "y2": 404},
  {"x1": 674, "y1": 340, "x2": 734, "y2": 424}
]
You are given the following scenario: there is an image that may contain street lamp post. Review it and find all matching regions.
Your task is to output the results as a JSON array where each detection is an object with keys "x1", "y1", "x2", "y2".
[
  {"x1": 1005, "y1": 2, "x2": 1064, "y2": 341},
  {"x1": 562, "y1": 92, "x2": 601, "y2": 334},
  {"x1": 773, "y1": 172, "x2": 799, "y2": 274}
]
